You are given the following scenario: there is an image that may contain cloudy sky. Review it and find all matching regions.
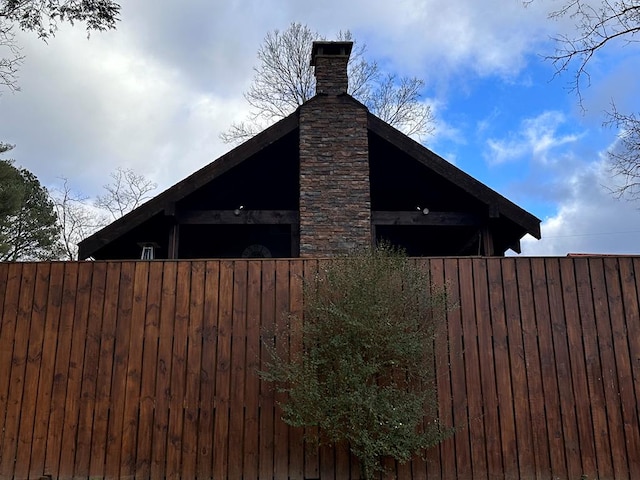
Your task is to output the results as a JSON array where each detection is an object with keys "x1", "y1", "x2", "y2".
[{"x1": 1, "y1": 0, "x2": 639, "y2": 255}]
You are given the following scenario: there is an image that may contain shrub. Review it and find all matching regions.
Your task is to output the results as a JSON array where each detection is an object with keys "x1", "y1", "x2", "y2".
[{"x1": 261, "y1": 245, "x2": 451, "y2": 478}]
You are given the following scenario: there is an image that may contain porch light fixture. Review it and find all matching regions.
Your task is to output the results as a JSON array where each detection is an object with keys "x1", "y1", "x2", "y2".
[{"x1": 234, "y1": 205, "x2": 245, "y2": 216}]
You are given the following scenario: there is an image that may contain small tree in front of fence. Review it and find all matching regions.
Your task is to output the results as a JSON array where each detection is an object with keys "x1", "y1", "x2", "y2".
[{"x1": 261, "y1": 245, "x2": 451, "y2": 479}]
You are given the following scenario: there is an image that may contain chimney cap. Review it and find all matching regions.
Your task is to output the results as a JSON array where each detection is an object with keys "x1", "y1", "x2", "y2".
[{"x1": 310, "y1": 41, "x2": 353, "y2": 66}]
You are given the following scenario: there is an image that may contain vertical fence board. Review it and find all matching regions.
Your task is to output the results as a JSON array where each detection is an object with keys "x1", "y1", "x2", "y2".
[
  {"x1": 559, "y1": 258, "x2": 596, "y2": 476},
  {"x1": 619, "y1": 258, "x2": 640, "y2": 479},
  {"x1": 546, "y1": 258, "x2": 582, "y2": 479},
  {"x1": 502, "y1": 258, "x2": 535, "y2": 479},
  {"x1": 243, "y1": 260, "x2": 263, "y2": 480},
  {"x1": 443, "y1": 258, "x2": 467, "y2": 480},
  {"x1": 88, "y1": 262, "x2": 121, "y2": 477},
  {"x1": 274, "y1": 260, "x2": 291, "y2": 480},
  {"x1": 429, "y1": 258, "x2": 453, "y2": 480},
  {"x1": 531, "y1": 258, "x2": 567, "y2": 480},
  {"x1": 604, "y1": 258, "x2": 639, "y2": 480},
  {"x1": 487, "y1": 258, "x2": 518, "y2": 479},
  {"x1": 118, "y1": 262, "x2": 149, "y2": 477},
  {"x1": 166, "y1": 262, "x2": 191, "y2": 479},
  {"x1": 13, "y1": 263, "x2": 50, "y2": 479},
  {"x1": 44, "y1": 263, "x2": 79, "y2": 478},
  {"x1": 73, "y1": 262, "x2": 106, "y2": 477},
  {"x1": 259, "y1": 260, "x2": 276, "y2": 480},
  {"x1": 196, "y1": 261, "x2": 220, "y2": 480},
  {"x1": 458, "y1": 259, "x2": 487, "y2": 480},
  {"x1": 57, "y1": 262, "x2": 93, "y2": 478},
  {"x1": 150, "y1": 261, "x2": 177, "y2": 479},
  {"x1": 288, "y1": 260, "x2": 305, "y2": 480},
  {"x1": 516, "y1": 258, "x2": 549, "y2": 479},
  {"x1": 302, "y1": 259, "x2": 320, "y2": 480},
  {"x1": 183, "y1": 261, "x2": 205, "y2": 479},
  {"x1": 102, "y1": 262, "x2": 135, "y2": 479},
  {"x1": 228, "y1": 261, "x2": 248, "y2": 480},
  {"x1": 591, "y1": 258, "x2": 629, "y2": 479},
  {"x1": 575, "y1": 258, "x2": 614, "y2": 479},
  {"x1": 134, "y1": 261, "x2": 163, "y2": 479},
  {"x1": 213, "y1": 261, "x2": 234, "y2": 480},
  {"x1": 1, "y1": 263, "x2": 34, "y2": 479},
  {"x1": 473, "y1": 258, "x2": 503, "y2": 479}
]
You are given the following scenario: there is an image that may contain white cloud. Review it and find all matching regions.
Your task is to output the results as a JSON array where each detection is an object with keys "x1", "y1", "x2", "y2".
[{"x1": 485, "y1": 111, "x2": 583, "y2": 166}]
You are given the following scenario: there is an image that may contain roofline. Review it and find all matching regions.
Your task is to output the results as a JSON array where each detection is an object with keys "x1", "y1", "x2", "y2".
[
  {"x1": 367, "y1": 114, "x2": 542, "y2": 239},
  {"x1": 78, "y1": 112, "x2": 300, "y2": 259}
]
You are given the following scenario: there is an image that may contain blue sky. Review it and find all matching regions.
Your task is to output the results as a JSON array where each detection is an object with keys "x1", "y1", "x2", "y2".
[{"x1": 1, "y1": 0, "x2": 639, "y2": 255}]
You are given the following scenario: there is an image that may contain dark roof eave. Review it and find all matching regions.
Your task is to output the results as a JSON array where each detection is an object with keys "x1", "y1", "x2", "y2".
[
  {"x1": 78, "y1": 112, "x2": 300, "y2": 259},
  {"x1": 367, "y1": 114, "x2": 542, "y2": 240}
]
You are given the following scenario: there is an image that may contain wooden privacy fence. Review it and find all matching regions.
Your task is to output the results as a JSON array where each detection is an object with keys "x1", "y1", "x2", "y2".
[{"x1": 0, "y1": 257, "x2": 639, "y2": 480}]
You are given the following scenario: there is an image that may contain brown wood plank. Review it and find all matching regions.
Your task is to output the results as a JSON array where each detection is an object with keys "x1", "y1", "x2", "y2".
[
  {"x1": 604, "y1": 257, "x2": 640, "y2": 479},
  {"x1": 57, "y1": 262, "x2": 94, "y2": 478},
  {"x1": 150, "y1": 261, "x2": 177, "y2": 479},
  {"x1": 73, "y1": 262, "x2": 107, "y2": 477},
  {"x1": 457, "y1": 258, "x2": 487, "y2": 480},
  {"x1": 619, "y1": 257, "x2": 640, "y2": 479},
  {"x1": 259, "y1": 260, "x2": 276, "y2": 480},
  {"x1": 166, "y1": 261, "x2": 192, "y2": 479},
  {"x1": 591, "y1": 258, "x2": 629, "y2": 479},
  {"x1": 0, "y1": 263, "x2": 20, "y2": 474},
  {"x1": 335, "y1": 441, "x2": 351, "y2": 480},
  {"x1": 98, "y1": 261, "x2": 133, "y2": 477},
  {"x1": 558, "y1": 258, "x2": 597, "y2": 476},
  {"x1": 545, "y1": 258, "x2": 582, "y2": 479},
  {"x1": 13, "y1": 263, "x2": 50, "y2": 480},
  {"x1": 302, "y1": 259, "x2": 320, "y2": 480},
  {"x1": 574, "y1": 258, "x2": 614, "y2": 478},
  {"x1": 182, "y1": 261, "x2": 205, "y2": 479},
  {"x1": 213, "y1": 260, "x2": 234, "y2": 480},
  {"x1": 44, "y1": 263, "x2": 79, "y2": 478},
  {"x1": 486, "y1": 258, "x2": 518, "y2": 479},
  {"x1": 288, "y1": 260, "x2": 305, "y2": 480},
  {"x1": 89, "y1": 262, "x2": 122, "y2": 477},
  {"x1": 516, "y1": 258, "x2": 551, "y2": 478},
  {"x1": 134, "y1": 261, "x2": 163, "y2": 478},
  {"x1": 0, "y1": 262, "x2": 9, "y2": 319},
  {"x1": 243, "y1": 260, "x2": 263, "y2": 480},
  {"x1": 274, "y1": 260, "x2": 291, "y2": 480},
  {"x1": 228, "y1": 260, "x2": 248, "y2": 479},
  {"x1": 442, "y1": 258, "x2": 467, "y2": 480},
  {"x1": 472, "y1": 258, "x2": 503, "y2": 479},
  {"x1": 101, "y1": 262, "x2": 134, "y2": 479},
  {"x1": 28, "y1": 262, "x2": 64, "y2": 476},
  {"x1": 427, "y1": 258, "x2": 451, "y2": 480},
  {"x1": 196, "y1": 261, "x2": 220, "y2": 479},
  {"x1": 1, "y1": 263, "x2": 34, "y2": 479},
  {"x1": 530, "y1": 258, "x2": 567, "y2": 479},
  {"x1": 319, "y1": 443, "x2": 335, "y2": 480},
  {"x1": 118, "y1": 262, "x2": 150, "y2": 477},
  {"x1": 502, "y1": 258, "x2": 535, "y2": 479}
]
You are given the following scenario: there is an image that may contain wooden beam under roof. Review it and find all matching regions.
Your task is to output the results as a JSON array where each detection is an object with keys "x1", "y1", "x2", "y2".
[{"x1": 372, "y1": 211, "x2": 482, "y2": 226}]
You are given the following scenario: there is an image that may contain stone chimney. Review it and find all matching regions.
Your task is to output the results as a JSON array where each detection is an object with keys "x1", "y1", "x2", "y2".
[
  {"x1": 310, "y1": 41, "x2": 352, "y2": 95},
  {"x1": 298, "y1": 41, "x2": 372, "y2": 257}
]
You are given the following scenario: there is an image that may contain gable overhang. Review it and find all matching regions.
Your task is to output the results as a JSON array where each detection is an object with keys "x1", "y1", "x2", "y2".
[
  {"x1": 78, "y1": 112, "x2": 300, "y2": 260},
  {"x1": 367, "y1": 114, "x2": 542, "y2": 244}
]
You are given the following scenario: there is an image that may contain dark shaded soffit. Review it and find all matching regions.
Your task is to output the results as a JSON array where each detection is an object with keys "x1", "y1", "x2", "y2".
[
  {"x1": 78, "y1": 112, "x2": 300, "y2": 259},
  {"x1": 367, "y1": 114, "x2": 542, "y2": 240}
]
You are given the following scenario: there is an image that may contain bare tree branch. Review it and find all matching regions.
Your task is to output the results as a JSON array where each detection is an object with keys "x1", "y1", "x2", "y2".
[
  {"x1": 606, "y1": 104, "x2": 640, "y2": 200},
  {"x1": 95, "y1": 167, "x2": 157, "y2": 220},
  {"x1": 50, "y1": 177, "x2": 108, "y2": 260},
  {"x1": 221, "y1": 22, "x2": 434, "y2": 144},
  {"x1": 0, "y1": 0, "x2": 121, "y2": 94}
]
